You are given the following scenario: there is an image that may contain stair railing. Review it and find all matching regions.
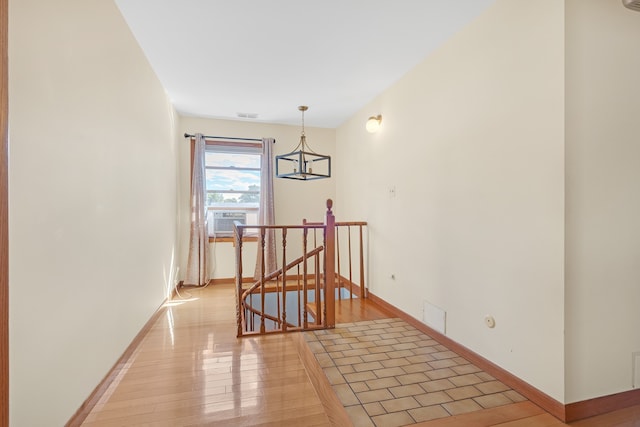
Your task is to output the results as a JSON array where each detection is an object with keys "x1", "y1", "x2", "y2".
[
  {"x1": 234, "y1": 200, "x2": 335, "y2": 337},
  {"x1": 335, "y1": 221, "x2": 367, "y2": 299}
]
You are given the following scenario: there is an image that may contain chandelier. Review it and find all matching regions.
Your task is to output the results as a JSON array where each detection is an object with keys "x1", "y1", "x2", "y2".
[{"x1": 275, "y1": 106, "x2": 331, "y2": 180}]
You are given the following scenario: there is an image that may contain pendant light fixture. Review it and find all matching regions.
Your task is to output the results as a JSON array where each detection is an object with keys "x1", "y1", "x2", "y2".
[{"x1": 275, "y1": 106, "x2": 331, "y2": 180}]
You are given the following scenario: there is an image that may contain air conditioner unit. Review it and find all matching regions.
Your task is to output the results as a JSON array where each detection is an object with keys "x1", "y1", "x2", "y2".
[{"x1": 212, "y1": 211, "x2": 247, "y2": 236}]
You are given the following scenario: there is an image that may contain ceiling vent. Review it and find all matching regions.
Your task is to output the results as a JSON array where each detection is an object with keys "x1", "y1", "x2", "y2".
[
  {"x1": 236, "y1": 112, "x2": 258, "y2": 119},
  {"x1": 623, "y1": 0, "x2": 640, "y2": 12}
]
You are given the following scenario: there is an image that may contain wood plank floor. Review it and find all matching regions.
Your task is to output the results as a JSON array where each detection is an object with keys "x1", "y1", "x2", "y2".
[
  {"x1": 80, "y1": 284, "x2": 640, "y2": 426},
  {"x1": 335, "y1": 293, "x2": 396, "y2": 323}
]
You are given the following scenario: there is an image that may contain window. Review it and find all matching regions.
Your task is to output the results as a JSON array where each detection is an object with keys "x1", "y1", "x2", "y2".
[{"x1": 202, "y1": 140, "x2": 262, "y2": 237}]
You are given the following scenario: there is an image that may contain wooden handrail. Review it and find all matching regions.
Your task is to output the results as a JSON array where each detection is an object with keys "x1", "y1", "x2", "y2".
[
  {"x1": 237, "y1": 224, "x2": 325, "y2": 231},
  {"x1": 299, "y1": 221, "x2": 367, "y2": 227},
  {"x1": 241, "y1": 246, "x2": 324, "y2": 300},
  {"x1": 243, "y1": 301, "x2": 297, "y2": 329}
]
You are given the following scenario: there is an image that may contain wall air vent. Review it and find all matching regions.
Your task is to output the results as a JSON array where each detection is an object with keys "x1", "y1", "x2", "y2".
[{"x1": 623, "y1": 0, "x2": 640, "y2": 12}]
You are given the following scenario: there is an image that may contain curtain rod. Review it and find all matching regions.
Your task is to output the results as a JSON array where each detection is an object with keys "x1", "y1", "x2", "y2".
[{"x1": 184, "y1": 133, "x2": 270, "y2": 142}]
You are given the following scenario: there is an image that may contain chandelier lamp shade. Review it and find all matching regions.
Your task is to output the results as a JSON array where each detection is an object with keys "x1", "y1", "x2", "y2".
[{"x1": 275, "y1": 106, "x2": 331, "y2": 180}]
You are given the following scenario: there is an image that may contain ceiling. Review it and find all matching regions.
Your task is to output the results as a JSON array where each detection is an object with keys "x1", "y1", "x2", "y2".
[{"x1": 115, "y1": 1, "x2": 495, "y2": 128}]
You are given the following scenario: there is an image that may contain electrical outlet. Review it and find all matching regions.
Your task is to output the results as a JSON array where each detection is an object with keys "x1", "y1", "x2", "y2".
[{"x1": 484, "y1": 315, "x2": 496, "y2": 328}]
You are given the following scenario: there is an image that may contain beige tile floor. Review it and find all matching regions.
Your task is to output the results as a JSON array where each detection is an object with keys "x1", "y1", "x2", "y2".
[{"x1": 304, "y1": 318, "x2": 527, "y2": 427}]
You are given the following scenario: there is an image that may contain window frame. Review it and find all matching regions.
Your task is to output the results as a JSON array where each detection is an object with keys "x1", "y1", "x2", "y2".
[{"x1": 190, "y1": 138, "x2": 262, "y2": 243}]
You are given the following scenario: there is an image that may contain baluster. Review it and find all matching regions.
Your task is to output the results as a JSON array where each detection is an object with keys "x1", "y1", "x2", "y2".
[
  {"x1": 359, "y1": 224, "x2": 365, "y2": 298},
  {"x1": 297, "y1": 263, "x2": 301, "y2": 328},
  {"x1": 236, "y1": 225, "x2": 244, "y2": 337},
  {"x1": 314, "y1": 224, "x2": 317, "y2": 248},
  {"x1": 316, "y1": 247, "x2": 322, "y2": 326},
  {"x1": 259, "y1": 227, "x2": 266, "y2": 334},
  {"x1": 302, "y1": 226, "x2": 308, "y2": 329},
  {"x1": 275, "y1": 276, "x2": 281, "y2": 331},
  {"x1": 336, "y1": 226, "x2": 342, "y2": 301},
  {"x1": 275, "y1": 229, "x2": 281, "y2": 331},
  {"x1": 348, "y1": 225, "x2": 353, "y2": 300},
  {"x1": 281, "y1": 227, "x2": 287, "y2": 332},
  {"x1": 249, "y1": 294, "x2": 254, "y2": 332}
]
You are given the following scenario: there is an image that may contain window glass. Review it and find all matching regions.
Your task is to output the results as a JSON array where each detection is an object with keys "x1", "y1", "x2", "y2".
[
  {"x1": 205, "y1": 152, "x2": 261, "y2": 168},
  {"x1": 203, "y1": 142, "x2": 262, "y2": 237}
]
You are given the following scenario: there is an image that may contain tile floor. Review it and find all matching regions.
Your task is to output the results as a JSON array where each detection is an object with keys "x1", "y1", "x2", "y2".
[{"x1": 304, "y1": 318, "x2": 527, "y2": 427}]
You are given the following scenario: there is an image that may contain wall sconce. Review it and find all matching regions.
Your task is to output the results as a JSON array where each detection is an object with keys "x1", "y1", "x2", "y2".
[{"x1": 366, "y1": 115, "x2": 382, "y2": 133}]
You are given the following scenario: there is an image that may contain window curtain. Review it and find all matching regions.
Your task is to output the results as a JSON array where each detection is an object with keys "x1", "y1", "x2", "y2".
[
  {"x1": 255, "y1": 138, "x2": 277, "y2": 279},
  {"x1": 185, "y1": 133, "x2": 210, "y2": 286}
]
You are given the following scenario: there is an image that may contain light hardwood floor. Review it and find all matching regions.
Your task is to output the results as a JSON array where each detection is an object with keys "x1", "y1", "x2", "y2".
[{"x1": 79, "y1": 284, "x2": 640, "y2": 426}]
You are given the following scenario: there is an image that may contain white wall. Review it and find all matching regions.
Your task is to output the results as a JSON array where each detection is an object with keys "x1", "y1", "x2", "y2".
[
  {"x1": 565, "y1": 0, "x2": 640, "y2": 403},
  {"x1": 336, "y1": 0, "x2": 566, "y2": 402},
  {"x1": 8, "y1": 0, "x2": 180, "y2": 425},
  {"x1": 178, "y1": 116, "x2": 336, "y2": 280}
]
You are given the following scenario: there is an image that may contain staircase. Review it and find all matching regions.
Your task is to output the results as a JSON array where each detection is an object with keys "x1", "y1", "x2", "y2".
[{"x1": 234, "y1": 199, "x2": 367, "y2": 337}]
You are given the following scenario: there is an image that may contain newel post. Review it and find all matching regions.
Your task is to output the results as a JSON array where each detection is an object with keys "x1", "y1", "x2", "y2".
[
  {"x1": 325, "y1": 199, "x2": 336, "y2": 328},
  {"x1": 235, "y1": 225, "x2": 244, "y2": 337}
]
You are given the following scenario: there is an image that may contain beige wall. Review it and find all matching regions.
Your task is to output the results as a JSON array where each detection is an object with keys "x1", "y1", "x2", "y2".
[
  {"x1": 8, "y1": 0, "x2": 180, "y2": 425},
  {"x1": 337, "y1": 0, "x2": 566, "y2": 402},
  {"x1": 565, "y1": 0, "x2": 640, "y2": 403},
  {"x1": 8, "y1": 1, "x2": 639, "y2": 423},
  {"x1": 178, "y1": 116, "x2": 336, "y2": 280}
]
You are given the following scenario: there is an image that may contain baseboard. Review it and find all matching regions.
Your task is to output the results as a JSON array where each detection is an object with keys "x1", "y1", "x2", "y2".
[
  {"x1": 65, "y1": 293, "x2": 173, "y2": 427},
  {"x1": 179, "y1": 278, "x2": 223, "y2": 287},
  {"x1": 565, "y1": 388, "x2": 640, "y2": 422},
  {"x1": 337, "y1": 274, "x2": 366, "y2": 298},
  {"x1": 180, "y1": 278, "x2": 254, "y2": 287},
  {"x1": 210, "y1": 277, "x2": 251, "y2": 285},
  {"x1": 211, "y1": 274, "x2": 326, "y2": 287},
  {"x1": 210, "y1": 277, "x2": 234, "y2": 285}
]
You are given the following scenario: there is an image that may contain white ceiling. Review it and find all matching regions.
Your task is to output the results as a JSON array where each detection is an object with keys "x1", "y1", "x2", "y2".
[{"x1": 115, "y1": 0, "x2": 495, "y2": 128}]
